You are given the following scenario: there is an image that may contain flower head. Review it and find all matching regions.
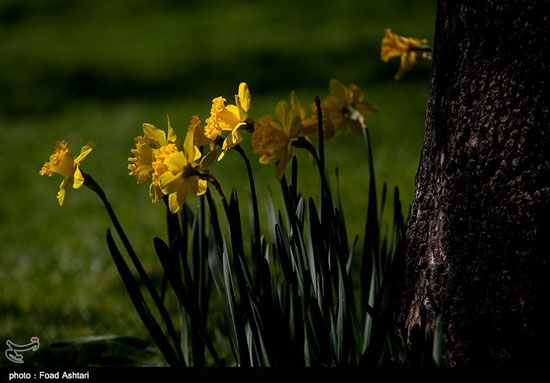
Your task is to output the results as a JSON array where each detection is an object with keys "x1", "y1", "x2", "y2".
[
  {"x1": 324, "y1": 79, "x2": 378, "y2": 135},
  {"x1": 159, "y1": 129, "x2": 207, "y2": 214},
  {"x1": 252, "y1": 101, "x2": 302, "y2": 180},
  {"x1": 128, "y1": 116, "x2": 179, "y2": 202},
  {"x1": 205, "y1": 82, "x2": 252, "y2": 160},
  {"x1": 39, "y1": 140, "x2": 95, "y2": 206},
  {"x1": 381, "y1": 28, "x2": 429, "y2": 80}
]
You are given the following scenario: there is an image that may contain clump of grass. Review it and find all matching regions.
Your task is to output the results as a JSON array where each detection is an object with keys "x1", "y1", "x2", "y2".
[
  {"x1": 103, "y1": 102, "x2": 405, "y2": 367},
  {"x1": 39, "y1": 77, "x2": 442, "y2": 366}
]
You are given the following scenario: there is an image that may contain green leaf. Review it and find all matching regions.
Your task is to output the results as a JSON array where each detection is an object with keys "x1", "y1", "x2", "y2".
[
  {"x1": 433, "y1": 314, "x2": 444, "y2": 367},
  {"x1": 153, "y1": 236, "x2": 220, "y2": 366},
  {"x1": 106, "y1": 230, "x2": 182, "y2": 367}
]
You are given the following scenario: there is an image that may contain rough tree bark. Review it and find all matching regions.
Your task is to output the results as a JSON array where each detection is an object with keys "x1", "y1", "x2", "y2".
[{"x1": 396, "y1": 1, "x2": 550, "y2": 366}]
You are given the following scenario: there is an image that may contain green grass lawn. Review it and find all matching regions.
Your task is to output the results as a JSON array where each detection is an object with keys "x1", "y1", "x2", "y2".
[{"x1": 0, "y1": 0, "x2": 435, "y2": 366}]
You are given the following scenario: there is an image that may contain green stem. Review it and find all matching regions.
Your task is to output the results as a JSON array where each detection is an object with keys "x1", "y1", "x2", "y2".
[
  {"x1": 291, "y1": 137, "x2": 333, "y2": 206},
  {"x1": 204, "y1": 177, "x2": 252, "y2": 366},
  {"x1": 315, "y1": 96, "x2": 326, "y2": 174},
  {"x1": 234, "y1": 145, "x2": 262, "y2": 266},
  {"x1": 163, "y1": 196, "x2": 195, "y2": 297}
]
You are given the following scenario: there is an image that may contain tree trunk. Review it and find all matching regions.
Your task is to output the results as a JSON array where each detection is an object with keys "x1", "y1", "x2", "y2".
[{"x1": 396, "y1": 0, "x2": 550, "y2": 366}]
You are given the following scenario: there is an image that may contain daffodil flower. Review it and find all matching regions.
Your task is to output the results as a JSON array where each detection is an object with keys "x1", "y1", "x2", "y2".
[
  {"x1": 188, "y1": 115, "x2": 217, "y2": 169},
  {"x1": 205, "y1": 82, "x2": 251, "y2": 160},
  {"x1": 252, "y1": 101, "x2": 302, "y2": 180},
  {"x1": 128, "y1": 116, "x2": 178, "y2": 203},
  {"x1": 324, "y1": 79, "x2": 378, "y2": 135},
  {"x1": 290, "y1": 91, "x2": 335, "y2": 139},
  {"x1": 380, "y1": 28, "x2": 430, "y2": 80},
  {"x1": 39, "y1": 140, "x2": 95, "y2": 206},
  {"x1": 159, "y1": 129, "x2": 207, "y2": 214}
]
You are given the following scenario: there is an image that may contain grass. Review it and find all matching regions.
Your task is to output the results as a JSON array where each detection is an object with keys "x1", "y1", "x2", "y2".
[{"x1": 0, "y1": 0, "x2": 435, "y2": 366}]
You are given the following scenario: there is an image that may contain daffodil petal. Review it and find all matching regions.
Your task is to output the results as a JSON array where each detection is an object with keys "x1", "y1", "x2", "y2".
[
  {"x1": 182, "y1": 129, "x2": 196, "y2": 164},
  {"x1": 197, "y1": 178, "x2": 207, "y2": 195},
  {"x1": 168, "y1": 193, "x2": 181, "y2": 214},
  {"x1": 159, "y1": 170, "x2": 184, "y2": 195},
  {"x1": 329, "y1": 79, "x2": 348, "y2": 103},
  {"x1": 281, "y1": 150, "x2": 294, "y2": 179},
  {"x1": 221, "y1": 136, "x2": 231, "y2": 150},
  {"x1": 225, "y1": 104, "x2": 242, "y2": 123},
  {"x1": 164, "y1": 152, "x2": 187, "y2": 173},
  {"x1": 57, "y1": 176, "x2": 71, "y2": 206},
  {"x1": 166, "y1": 115, "x2": 178, "y2": 143},
  {"x1": 231, "y1": 126, "x2": 244, "y2": 146},
  {"x1": 189, "y1": 176, "x2": 207, "y2": 196},
  {"x1": 290, "y1": 91, "x2": 307, "y2": 120},
  {"x1": 143, "y1": 123, "x2": 167, "y2": 146},
  {"x1": 275, "y1": 101, "x2": 288, "y2": 126},
  {"x1": 149, "y1": 183, "x2": 163, "y2": 203},
  {"x1": 259, "y1": 154, "x2": 275, "y2": 165},
  {"x1": 168, "y1": 184, "x2": 190, "y2": 213},
  {"x1": 238, "y1": 82, "x2": 251, "y2": 112},
  {"x1": 74, "y1": 142, "x2": 96, "y2": 164},
  {"x1": 73, "y1": 165, "x2": 85, "y2": 189}
]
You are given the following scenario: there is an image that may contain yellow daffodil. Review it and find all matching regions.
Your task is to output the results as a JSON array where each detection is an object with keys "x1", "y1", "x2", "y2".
[
  {"x1": 188, "y1": 115, "x2": 217, "y2": 169},
  {"x1": 159, "y1": 129, "x2": 207, "y2": 214},
  {"x1": 252, "y1": 101, "x2": 302, "y2": 180},
  {"x1": 290, "y1": 91, "x2": 335, "y2": 139},
  {"x1": 324, "y1": 79, "x2": 378, "y2": 135},
  {"x1": 128, "y1": 116, "x2": 179, "y2": 203},
  {"x1": 381, "y1": 28, "x2": 429, "y2": 80},
  {"x1": 205, "y1": 82, "x2": 251, "y2": 160},
  {"x1": 39, "y1": 140, "x2": 95, "y2": 206}
]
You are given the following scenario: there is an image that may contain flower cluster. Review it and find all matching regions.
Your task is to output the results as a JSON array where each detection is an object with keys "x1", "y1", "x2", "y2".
[
  {"x1": 40, "y1": 27, "x2": 431, "y2": 210},
  {"x1": 126, "y1": 79, "x2": 378, "y2": 208},
  {"x1": 250, "y1": 79, "x2": 378, "y2": 179},
  {"x1": 128, "y1": 116, "x2": 210, "y2": 213},
  {"x1": 40, "y1": 79, "x2": 378, "y2": 208},
  {"x1": 37, "y1": 32, "x2": 418, "y2": 367}
]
